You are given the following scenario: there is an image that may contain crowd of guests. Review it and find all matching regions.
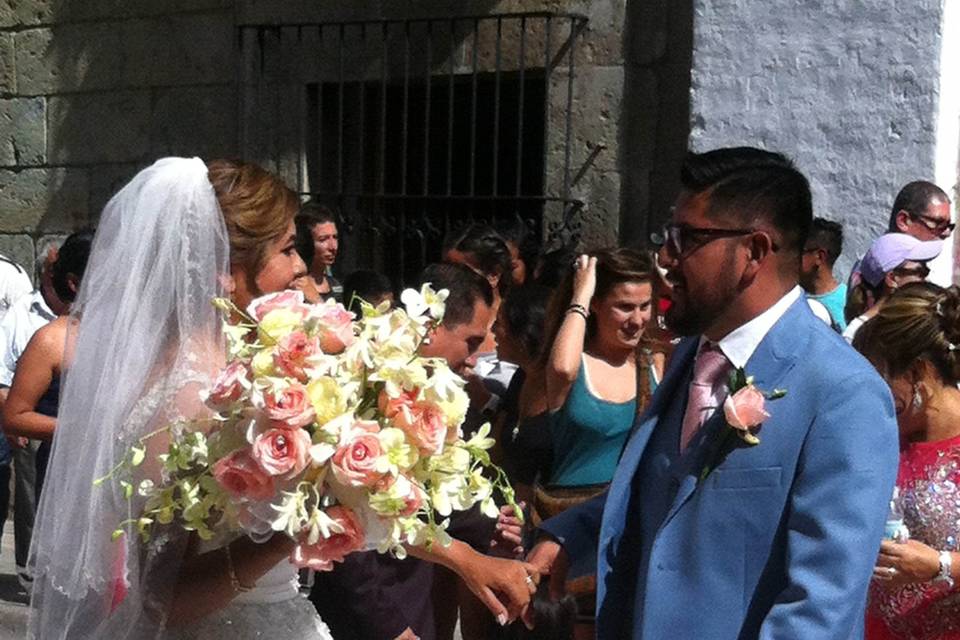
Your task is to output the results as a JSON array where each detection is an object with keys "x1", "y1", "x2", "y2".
[{"x1": 0, "y1": 163, "x2": 957, "y2": 640}]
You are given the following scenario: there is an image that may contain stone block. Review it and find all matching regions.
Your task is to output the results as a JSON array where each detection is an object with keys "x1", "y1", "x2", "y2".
[
  {"x1": 0, "y1": 33, "x2": 13, "y2": 93},
  {"x1": 87, "y1": 162, "x2": 142, "y2": 218},
  {"x1": 0, "y1": 98, "x2": 46, "y2": 166},
  {"x1": 150, "y1": 85, "x2": 238, "y2": 159},
  {"x1": 14, "y1": 26, "x2": 95, "y2": 95},
  {"x1": 0, "y1": 234, "x2": 35, "y2": 284},
  {"x1": 15, "y1": 14, "x2": 232, "y2": 95},
  {"x1": 0, "y1": 167, "x2": 88, "y2": 232},
  {"x1": 546, "y1": 65, "x2": 622, "y2": 177},
  {"x1": 0, "y1": 0, "x2": 54, "y2": 29},
  {"x1": 132, "y1": 14, "x2": 233, "y2": 87},
  {"x1": 47, "y1": 91, "x2": 151, "y2": 164}
]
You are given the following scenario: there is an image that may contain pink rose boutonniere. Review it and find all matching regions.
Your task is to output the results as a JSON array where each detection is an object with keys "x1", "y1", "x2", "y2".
[{"x1": 701, "y1": 368, "x2": 786, "y2": 480}]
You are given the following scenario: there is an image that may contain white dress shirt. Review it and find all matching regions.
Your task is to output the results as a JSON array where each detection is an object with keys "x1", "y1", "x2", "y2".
[
  {"x1": 713, "y1": 286, "x2": 803, "y2": 369},
  {"x1": 0, "y1": 256, "x2": 32, "y2": 320},
  {"x1": 692, "y1": 286, "x2": 803, "y2": 425},
  {"x1": 0, "y1": 290, "x2": 57, "y2": 387}
]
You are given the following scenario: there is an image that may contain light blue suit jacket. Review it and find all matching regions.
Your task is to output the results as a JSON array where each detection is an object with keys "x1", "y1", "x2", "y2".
[{"x1": 541, "y1": 297, "x2": 899, "y2": 639}]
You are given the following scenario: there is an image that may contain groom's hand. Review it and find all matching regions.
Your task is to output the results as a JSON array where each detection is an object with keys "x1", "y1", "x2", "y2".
[
  {"x1": 523, "y1": 538, "x2": 569, "y2": 629},
  {"x1": 526, "y1": 538, "x2": 568, "y2": 599}
]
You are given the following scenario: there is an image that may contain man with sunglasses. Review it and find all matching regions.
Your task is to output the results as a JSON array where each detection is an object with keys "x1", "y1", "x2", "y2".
[
  {"x1": 888, "y1": 180, "x2": 954, "y2": 241},
  {"x1": 527, "y1": 147, "x2": 898, "y2": 639}
]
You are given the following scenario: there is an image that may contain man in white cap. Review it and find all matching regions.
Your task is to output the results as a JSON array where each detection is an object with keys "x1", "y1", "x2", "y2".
[{"x1": 842, "y1": 233, "x2": 942, "y2": 342}]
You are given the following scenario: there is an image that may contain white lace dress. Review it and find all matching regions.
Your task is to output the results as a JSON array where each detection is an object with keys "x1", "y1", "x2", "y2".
[{"x1": 164, "y1": 562, "x2": 333, "y2": 640}]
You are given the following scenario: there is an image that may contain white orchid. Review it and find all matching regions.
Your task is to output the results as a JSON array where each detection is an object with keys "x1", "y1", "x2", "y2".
[{"x1": 401, "y1": 284, "x2": 449, "y2": 323}]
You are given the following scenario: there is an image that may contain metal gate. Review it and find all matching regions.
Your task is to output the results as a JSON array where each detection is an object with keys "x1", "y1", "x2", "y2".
[{"x1": 238, "y1": 11, "x2": 588, "y2": 284}]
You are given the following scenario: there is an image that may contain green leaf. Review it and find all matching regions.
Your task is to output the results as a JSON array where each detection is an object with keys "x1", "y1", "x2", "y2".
[
  {"x1": 121, "y1": 480, "x2": 133, "y2": 500},
  {"x1": 111, "y1": 529, "x2": 125, "y2": 541},
  {"x1": 130, "y1": 446, "x2": 146, "y2": 467}
]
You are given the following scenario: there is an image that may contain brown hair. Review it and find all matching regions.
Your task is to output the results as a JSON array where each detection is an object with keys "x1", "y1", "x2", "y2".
[
  {"x1": 539, "y1": 247, "x2": 654, "y2": 368},
  {"x1": 206, "y1": 159, "x2": 299, "y2": 277},
  {"x1": 844, "y1": 278, "x2": 879, "y2": 323},
  {"x1": 853, "y1": 282, "x2": 960, "y2": 385}
]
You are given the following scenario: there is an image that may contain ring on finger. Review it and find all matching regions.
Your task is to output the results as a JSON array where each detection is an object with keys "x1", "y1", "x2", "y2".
[
  {"x1": 887, "y1": 567, "x2": 898, "y2": 577},
  {"x1": 524, "y1": 574, "x2": 536, "y2": 588}
]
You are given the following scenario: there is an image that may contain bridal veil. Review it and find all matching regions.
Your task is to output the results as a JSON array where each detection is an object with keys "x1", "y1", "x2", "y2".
[{"x1": 28, "y1": 157, "x2": 230, "y2": 639}]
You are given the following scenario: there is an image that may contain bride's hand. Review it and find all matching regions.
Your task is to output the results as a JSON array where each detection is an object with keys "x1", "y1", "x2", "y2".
[{"x1": 456, "y1": 551, "x2": 539, "y2": 625}]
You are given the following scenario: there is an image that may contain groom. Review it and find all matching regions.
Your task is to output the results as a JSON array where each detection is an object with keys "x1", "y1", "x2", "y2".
[{"x1": 528, "y1": 147, "x2": 899, "y2": 639}]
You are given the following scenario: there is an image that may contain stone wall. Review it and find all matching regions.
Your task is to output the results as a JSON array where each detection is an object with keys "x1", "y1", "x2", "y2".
[
  {"x1": 0, "y1": 0, "x2": 237, "y2": 281},
  {"x1": 0, "y1": 0, "x2": 691, "y2": 276},
  {"x1": 688, "y1": 0, "x2": 950, "y2": 280}
]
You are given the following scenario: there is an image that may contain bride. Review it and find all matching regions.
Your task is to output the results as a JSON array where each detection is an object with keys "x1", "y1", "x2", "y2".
[{"x1": 27, "y1": 158, "x2": 536, "y2": 639}]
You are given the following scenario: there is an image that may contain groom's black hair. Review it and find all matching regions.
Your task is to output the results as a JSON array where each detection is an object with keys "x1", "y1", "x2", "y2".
[
  {"x1": 681, "y1": 146, "x2": 812, "y2": 255},
  {"x1": 416, "y1": 262, "x2": 494, "y2": 327}
]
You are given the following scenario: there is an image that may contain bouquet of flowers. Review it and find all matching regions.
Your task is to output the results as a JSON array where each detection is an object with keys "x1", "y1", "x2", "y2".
[{"x1": 102, "y1": 285, "x2": 516, "y2": 570}]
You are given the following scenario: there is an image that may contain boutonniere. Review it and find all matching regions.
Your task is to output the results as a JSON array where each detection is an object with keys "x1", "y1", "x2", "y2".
[{"x1": 700, "y1": 368, "x2": 786, "y2": 481}]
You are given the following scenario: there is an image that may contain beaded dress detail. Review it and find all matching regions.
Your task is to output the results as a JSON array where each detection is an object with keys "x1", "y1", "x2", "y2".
[{"x1": 868, "y1": 434, "x2": 960, "y2": 639}]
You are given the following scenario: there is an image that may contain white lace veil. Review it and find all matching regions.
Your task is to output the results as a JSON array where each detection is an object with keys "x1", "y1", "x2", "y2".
[{"x1": 28, "y1": 157, "x2": 230, "y2": 639}]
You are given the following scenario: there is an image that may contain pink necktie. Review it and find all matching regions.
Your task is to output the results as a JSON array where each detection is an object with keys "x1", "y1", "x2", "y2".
[{"x1": 680, "y1": 342, "x2": 731, "y2": 452}]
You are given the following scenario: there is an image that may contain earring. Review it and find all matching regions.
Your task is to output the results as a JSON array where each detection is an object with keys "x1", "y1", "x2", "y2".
[{"x1": 912, "y1": 384, "x2": 923, "y2": 410}]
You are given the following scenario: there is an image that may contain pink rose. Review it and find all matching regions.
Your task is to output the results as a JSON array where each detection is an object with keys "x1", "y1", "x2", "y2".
[
  {"x1": 206, "y1": 361, "x2": 250, "y2": 408},
  {"x1": 393, "y1": 400, "x2": 447, "y2": 455},
  {"x1": 263, "y1": 382, "x2": 315, "y2": 429},
  {"x1": 247, "y1": 290, "x2": 311, "y2": 322},
  {"x1": 290, "y1": 505, "x2": 366, "y2": 571},
  {"x1": 314, "y1": 304, "x2": 356, "y2": 354},
  {"x1": 378, "y1": 388, "x2": 418, "y2": 419},
  {"x1": 723, "y1": 385, "x2": 770, "y2": 430},
  {"x1": 274, "y1": 331, "x2": 320, "y2": 381},
  {"x1": 331, "y1": 421, "x2": 384, "y2": 487},
  {"x1": 212, "y1": 449, "x2": 276, "y2": 500},
  {"x1": 251, "y1": 427, "x2": 311, "y2": 479}
]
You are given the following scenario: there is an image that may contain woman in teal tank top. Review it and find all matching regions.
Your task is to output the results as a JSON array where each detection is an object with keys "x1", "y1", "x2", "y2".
[
  {"x1": 534, "y1": 248, "x2": 658, "y2": 633},
  {"x1": 542, "y1": 248, "x2": 659, "y2": 489}
]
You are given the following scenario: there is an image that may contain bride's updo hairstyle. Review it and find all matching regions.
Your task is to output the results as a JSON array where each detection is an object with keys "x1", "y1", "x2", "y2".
[
  {"x1": 853, "y1": 282, "x2": 960, "y2": 385},
  {"x1": 206, "y1": 160, "x2": 299, "y2": 278}
]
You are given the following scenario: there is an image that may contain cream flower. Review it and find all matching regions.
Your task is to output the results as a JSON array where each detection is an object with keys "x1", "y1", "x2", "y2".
[
  {"x1": 258, "y1": 308, "x2": 305, "y2": 346},
  {"x1": 375, "y1": 427, "x2": 420, "y2": 475},
  {"x1": 306, "y1": 376, "x2": 350, "y2": 427}
]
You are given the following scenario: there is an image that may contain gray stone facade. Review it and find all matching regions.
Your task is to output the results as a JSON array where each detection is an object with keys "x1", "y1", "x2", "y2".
[
  {"x1": 688, "y1": 0, "x2": 956, "y2": 280},
  {"x1": 3, "y1": 0, "x2": 684, "y2": 277},
  {"x1": 2, "y1": 0, "x2": 952, "y2": 282},
  {"x1": 0, "y1": 0, "x2": 237, "y2": 281}
]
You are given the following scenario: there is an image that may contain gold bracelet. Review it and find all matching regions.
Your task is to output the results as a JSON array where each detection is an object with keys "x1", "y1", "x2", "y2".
[{"x1": 224, "y1": 543, "x2": 252, "y2": 593}]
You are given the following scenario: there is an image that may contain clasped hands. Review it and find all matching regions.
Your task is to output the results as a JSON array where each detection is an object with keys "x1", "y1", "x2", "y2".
[{"x1": 467, "y1": 503, "x2": 567, "y2": 629}]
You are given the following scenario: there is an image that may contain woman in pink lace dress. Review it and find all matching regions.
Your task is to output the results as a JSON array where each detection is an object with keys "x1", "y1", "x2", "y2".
[{"x1": 854, "y1": 282, "x2": 960, "y2": 640}]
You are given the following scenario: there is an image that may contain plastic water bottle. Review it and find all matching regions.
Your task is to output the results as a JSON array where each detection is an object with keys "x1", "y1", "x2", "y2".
[{"x1": 884, "y1": 487, "x2": 910, "y2": 542}]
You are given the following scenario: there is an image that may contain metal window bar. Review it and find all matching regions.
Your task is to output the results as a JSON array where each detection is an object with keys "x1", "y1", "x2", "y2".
[{"x1": 237, "y1": 12, "x2": 589, "y2": 285}]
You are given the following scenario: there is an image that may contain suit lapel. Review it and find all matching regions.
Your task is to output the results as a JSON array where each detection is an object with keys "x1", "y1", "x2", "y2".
[{"x1": 658, "y1": 298, "x2": 809, "y2": 529}]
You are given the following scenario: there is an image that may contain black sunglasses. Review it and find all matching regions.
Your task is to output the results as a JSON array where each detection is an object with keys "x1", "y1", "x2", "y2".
[
  {"x1": 908, "y1": 211, "x2": 956, "y2": 234},
  {"x1": 650, "y1": 223, "x2": 779, "y2": 256}
]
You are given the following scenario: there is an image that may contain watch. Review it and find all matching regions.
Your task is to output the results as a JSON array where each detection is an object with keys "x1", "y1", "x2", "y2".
[{"x1": 934, "y1": 550, "x2": 955, "y2": 589}]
